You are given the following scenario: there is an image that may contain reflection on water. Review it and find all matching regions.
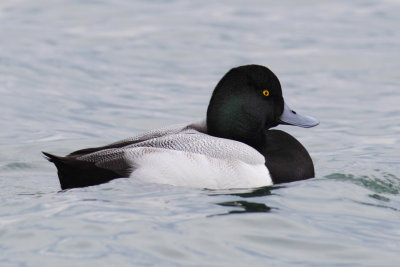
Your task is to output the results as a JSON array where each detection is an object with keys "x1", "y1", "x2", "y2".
[
  {"x1": 207, "y1": 186, "x2": 276, "y2": 215},
  {"x1": 216, "y1": 200, "x2": 272, "y2": 215},
  {"x1": 354, "y1": 199, "x2": 398, "y2": 212},
  {"x1": 326, "y1": 172, "x2": 400, "y2": 195},
  {"x1": 325, "y1": 172, "x2": 400, "y2": 214},
  {"x1": 206, "y1": 186, "x2": 273, "y2": 198}
]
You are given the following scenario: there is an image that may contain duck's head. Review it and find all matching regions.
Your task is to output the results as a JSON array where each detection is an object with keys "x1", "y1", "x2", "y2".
[{"x1": 206, "y1": 65, "x2": 319, "y2": 147}]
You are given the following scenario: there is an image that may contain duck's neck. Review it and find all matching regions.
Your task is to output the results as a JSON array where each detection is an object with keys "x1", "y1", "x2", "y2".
[{"x1": 206, "y1": 96, "x2": 266, "y2": 150}]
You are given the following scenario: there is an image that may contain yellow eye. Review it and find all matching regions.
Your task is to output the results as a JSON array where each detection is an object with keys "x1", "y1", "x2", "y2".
[{"x1": 262, "y1": 90, "x2": 270, "y2": 96}]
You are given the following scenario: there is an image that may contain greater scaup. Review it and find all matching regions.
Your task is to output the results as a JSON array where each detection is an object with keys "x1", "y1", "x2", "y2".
[{"x1": 44, "y1": 65, "x2": 319, "y2": 190}]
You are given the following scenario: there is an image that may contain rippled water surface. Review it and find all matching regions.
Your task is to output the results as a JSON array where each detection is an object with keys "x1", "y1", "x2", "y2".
[{"x1": 1, "y1": 0, "x2": 400, "y2": 266}]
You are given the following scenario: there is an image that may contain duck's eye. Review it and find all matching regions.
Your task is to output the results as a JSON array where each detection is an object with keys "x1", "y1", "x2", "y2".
[{"x1": 262, "y1": 89, "x2": 270, "y2": 97}]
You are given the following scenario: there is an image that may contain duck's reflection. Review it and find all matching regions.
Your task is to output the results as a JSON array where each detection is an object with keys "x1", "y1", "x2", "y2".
[
  {"x1": 217, "y1": 200, "x2": 271, "y2": 214},
  {"x1": 207, "y1": 186, "x2": 282, "y2": 215}
]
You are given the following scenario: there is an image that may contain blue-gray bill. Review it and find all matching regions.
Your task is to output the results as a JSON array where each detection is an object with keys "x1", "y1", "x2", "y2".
[{"x1": 279, "y1": 102, "x2": 319, "y2": 128}]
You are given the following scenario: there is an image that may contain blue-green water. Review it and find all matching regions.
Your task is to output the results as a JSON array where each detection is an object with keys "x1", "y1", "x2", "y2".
[{"x1": 1, "y1": 0, "x2": 400, "y2": 265}]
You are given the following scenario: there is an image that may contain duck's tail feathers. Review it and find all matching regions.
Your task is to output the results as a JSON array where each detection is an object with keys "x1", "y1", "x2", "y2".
[{"x1": 42, "y1": 152, "x2": 123, "y2": 190}]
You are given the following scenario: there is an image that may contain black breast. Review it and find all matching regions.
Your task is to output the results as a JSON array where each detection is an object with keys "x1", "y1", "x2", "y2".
[{"x1": 261, "y1": 130, "x2": 315, "y2": 184}]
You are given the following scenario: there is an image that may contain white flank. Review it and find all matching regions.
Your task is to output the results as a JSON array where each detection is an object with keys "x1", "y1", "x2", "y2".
[{"x1": 128, "y1": 147, "x2": 272, "y2": 189}]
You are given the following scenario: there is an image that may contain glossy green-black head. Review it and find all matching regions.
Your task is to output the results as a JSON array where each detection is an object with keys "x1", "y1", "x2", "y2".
[{"x1": 206, "y1": 65, "x2": 318, "y2": 148}]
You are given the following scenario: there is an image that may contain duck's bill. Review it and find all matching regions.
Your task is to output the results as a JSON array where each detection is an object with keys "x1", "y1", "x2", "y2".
[{"x1": 279, "y1": 102, "x2": 319, "y2": 128}]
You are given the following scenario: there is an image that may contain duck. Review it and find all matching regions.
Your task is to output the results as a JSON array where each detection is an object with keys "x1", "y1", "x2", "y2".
[{"x1": 43, "y1": 64, "x2": 319, "y2": 190}]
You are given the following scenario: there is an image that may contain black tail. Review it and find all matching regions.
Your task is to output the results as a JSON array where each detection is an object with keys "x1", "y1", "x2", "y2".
[{"x1": 42, "y1": 152, "x2": 123, "y2": 190}]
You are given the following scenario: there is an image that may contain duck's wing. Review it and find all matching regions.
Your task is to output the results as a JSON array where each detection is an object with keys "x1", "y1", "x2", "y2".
[
  {"x1": 74, "y1": 128, "x2": 269, "y2": 189},
  {"x1": 77, "y1": 125, "x2": 265, "y2": 174},
  {"x1": 67, "y1": 122, "x2": 196, "y2": 158},
  {"x1": 45, "y1": 121, "x2": 208, "y2": 189}
]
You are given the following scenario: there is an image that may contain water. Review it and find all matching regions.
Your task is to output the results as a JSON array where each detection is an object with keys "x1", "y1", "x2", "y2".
[{"x1": 1, "y1": 0, "x2": 400, "y2": 265}]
